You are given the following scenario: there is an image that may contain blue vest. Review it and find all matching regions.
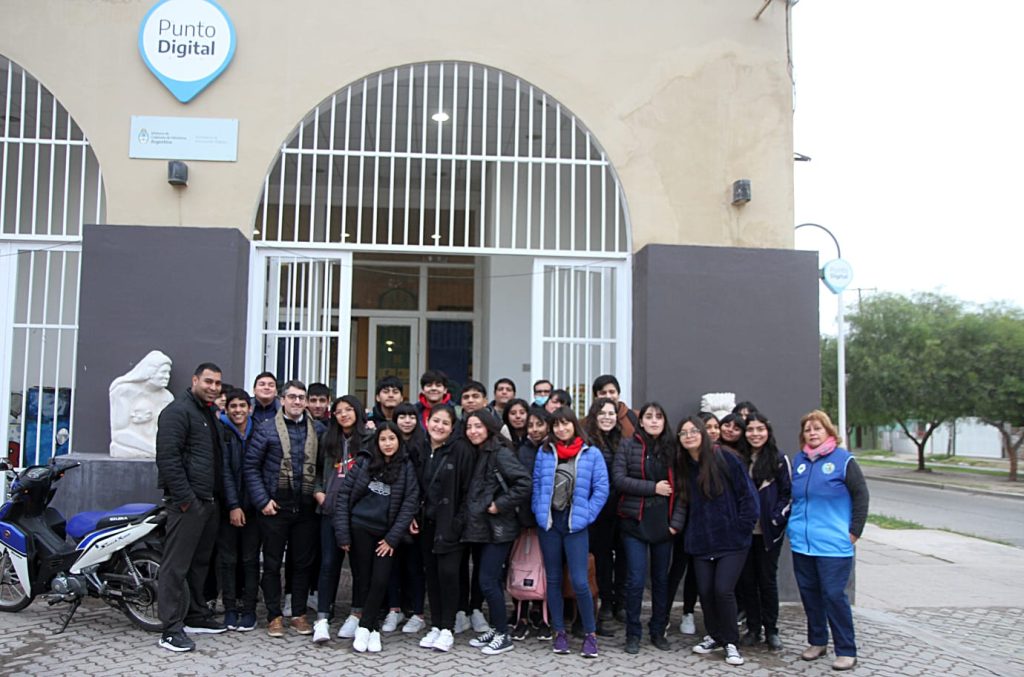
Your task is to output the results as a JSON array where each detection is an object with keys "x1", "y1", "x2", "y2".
[{"x1": 787, "y1": 448, "x2": 854, "y2": 557}]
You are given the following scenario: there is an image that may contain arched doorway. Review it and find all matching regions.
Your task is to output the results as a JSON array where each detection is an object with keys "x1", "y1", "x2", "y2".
[
  {"x1": 0, "y1": 55, "x2": 105, "y2": 467},
  {"x1": 247, "y1": 62, "x2": 631, "y2": 411}
]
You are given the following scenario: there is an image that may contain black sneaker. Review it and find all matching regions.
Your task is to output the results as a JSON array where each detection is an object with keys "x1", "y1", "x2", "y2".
[
  {"x1": 597, "y1": 603, "x2": 613, "y2": 622},
  {"x1": 624, "y1": 635, "x2": 640, "y2": 654},
  {"x1": 184, "y1": 617, "x2": 228, "y2": 634},
  {"x1": 535, "y1": 622, "x2": 552, "y2": 641},
  {"x1": 739, "y1": 630, "x2": 762, "y2": 647},
  {"x1": 511, "y1": 619, "x2": 531, "y2": 641},
  {"x1": 651, "y1": 634, "x2": 670, "y2": 651},
  {"x1": 480, "y1": 632, "x2": 515, "y2": 655},
  {"x1": 159, "y1": 631, "x2": 195, "y2": 652},
  {"x1": 766, "y1": 632, "x2": 783, "y2": 651}
]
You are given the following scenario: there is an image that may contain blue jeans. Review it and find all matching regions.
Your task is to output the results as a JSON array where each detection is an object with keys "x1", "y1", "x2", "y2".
[
  {"x1": 537, "y1": 509, "x2": 596, "y2": 633},
  {"x1": 792, "y1": 552, "x2": 857, "y2": 657},
  {"x1": 478, "y1": 541, "x2": 513, "y2": 634},
  {"x1": 620, "y1": 533, "x2": 672, "y2": 639}
]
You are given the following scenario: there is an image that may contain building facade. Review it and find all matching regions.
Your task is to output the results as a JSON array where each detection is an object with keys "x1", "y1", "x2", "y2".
[{"x1": 1, "y1": 1, "x2": 819, "y2": 505}]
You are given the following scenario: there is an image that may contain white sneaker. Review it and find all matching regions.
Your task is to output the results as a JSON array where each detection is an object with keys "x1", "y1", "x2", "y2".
[
  {"x1": 307, "y1": 591, "x2": 318, "y2": 610},
  {"x1": 453, "y1": 610, "x2": 470, "y2": 634},
  {"x1": 282, "y1": 593, "x2": 292, "y2": 617},
  {"x1": 338, "y1": 614, "x2": 360, "y2": 639},
  {"x1": 470, "y1": 608, "x2": 490, "y2": 633},
  {"x1": 419, "y1": 626, "x2": 442, "y2": 648},
  {"x1": 403, "y1": 614, "x2": 426, "y2": 634},
  {"x1": 312, "y1": 619, "x2": 330, "y2": 644},
  {"x1": 382, "y1": 610, "x2": 405, "y2": 632},
  {"x1": 725, "y1": 643, "x2": 745, "y2": 665},
  {"x1": 680, "y1": 613, "x2": 696, "y2": 635},
  {"x1": 432, "y1": 628, "x2": 455, "y2": 652},
  {"x1": 353, "y1": 627, "x2": 370, "y2": 652},
  {"x1": 368, "y1": 630, "x2": 382, "y2": 653}
]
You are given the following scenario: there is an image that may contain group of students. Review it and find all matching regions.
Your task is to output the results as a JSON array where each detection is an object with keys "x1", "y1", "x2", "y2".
[{"x1": 197, "y1": 370, "x2": 867, "y2": 669}]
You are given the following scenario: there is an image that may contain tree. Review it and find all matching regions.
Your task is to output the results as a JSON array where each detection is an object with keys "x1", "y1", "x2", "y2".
[
  {"x1": 844, "y1": 293, "x2": 973, "y2": 471},
  {"x1": 970, "y1": 305, "x2": 1024, "y2": 482}
]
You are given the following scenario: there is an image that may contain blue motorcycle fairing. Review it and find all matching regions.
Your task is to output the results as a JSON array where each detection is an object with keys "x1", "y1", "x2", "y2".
[
  {"x1": 66, "y1": 503, "x2": 157, "y2": 541},
  {"x1": 75, "y1": 526, "x2": 122, "y2": 552},
  {"x1": 0, "y1": 520, "x2": 28, "y2": 555}
]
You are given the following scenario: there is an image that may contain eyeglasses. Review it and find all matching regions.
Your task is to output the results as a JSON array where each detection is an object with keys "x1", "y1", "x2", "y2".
[
  {"x1": 678, "y1": 429, "x2": 701, "y2": 438},
  {"x1": 284, "y1": 393, "x2": 306, "y2": 402}
]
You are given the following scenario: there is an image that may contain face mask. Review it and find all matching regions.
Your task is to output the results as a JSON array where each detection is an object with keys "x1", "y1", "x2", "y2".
[{"x1": 533, "y1": 396, "x2": 549, "y2": 407}]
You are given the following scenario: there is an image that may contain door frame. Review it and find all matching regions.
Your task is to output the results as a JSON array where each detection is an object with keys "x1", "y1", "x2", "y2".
[{"x1": 366, "y1": 317, "x2": 421, "y2": 400}]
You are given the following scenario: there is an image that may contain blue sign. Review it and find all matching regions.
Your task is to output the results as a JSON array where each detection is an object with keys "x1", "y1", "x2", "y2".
[
  {"x1": 821, "y1": 258, "x2": 853, "y2": 294},
  {"x1": 138, "y1": 0, "x2": 236, "y2": 103}
]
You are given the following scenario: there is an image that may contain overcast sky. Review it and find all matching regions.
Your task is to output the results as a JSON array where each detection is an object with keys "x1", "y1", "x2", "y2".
[{"x1": 791, "y1": 1, "x2": 1024, "y2": 334}]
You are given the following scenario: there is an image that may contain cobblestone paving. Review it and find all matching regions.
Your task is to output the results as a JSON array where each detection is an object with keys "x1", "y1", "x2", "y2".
[{"x1": 2, "y1": 599, "x2": 1022, "y2": 676}]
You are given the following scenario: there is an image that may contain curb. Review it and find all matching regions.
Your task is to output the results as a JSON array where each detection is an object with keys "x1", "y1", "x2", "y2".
[{"x1": 863, "y1": 472, "x2": 1024, "y2": 502}]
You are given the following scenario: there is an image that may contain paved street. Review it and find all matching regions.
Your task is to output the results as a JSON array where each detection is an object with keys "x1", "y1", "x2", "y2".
[
  {"x1": 2, "y1": 524, "x2": 1023, "y2": 676},
  {"x1": 866, "y1": 477, "x2": 1024, "y2": 547}
]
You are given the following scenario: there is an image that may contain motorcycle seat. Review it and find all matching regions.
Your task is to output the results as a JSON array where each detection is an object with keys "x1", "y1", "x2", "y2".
[{"x1": 66, "y1": 503, "x2": 158, "y2": 540}]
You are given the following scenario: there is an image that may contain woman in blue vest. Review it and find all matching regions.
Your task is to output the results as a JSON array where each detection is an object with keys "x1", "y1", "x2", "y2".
[
  {"x1": 787, "y1": 410, "x2": 868, "y2": 672},
  {"x1": 532, "y1": 406, "x2": 609, "y2": 659}
]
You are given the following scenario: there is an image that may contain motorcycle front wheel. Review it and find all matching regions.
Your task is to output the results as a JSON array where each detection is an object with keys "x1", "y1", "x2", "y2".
[
  {"x1": 117, "y1": 548, "x2": 167, "y2": 632},
  {"x1": 0, "y1": 548, "x2": 34, "y2": 612}
]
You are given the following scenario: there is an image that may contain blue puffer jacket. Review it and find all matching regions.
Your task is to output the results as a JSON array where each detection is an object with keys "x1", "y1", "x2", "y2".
[
  {"x1": 244, "y1": 414, "x2": 325, "y2": 510},
  {"x1": 532, "y1": 440, "x2": 609, "y2": 533}
]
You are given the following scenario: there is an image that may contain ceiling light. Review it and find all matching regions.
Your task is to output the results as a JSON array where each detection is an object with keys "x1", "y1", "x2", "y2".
[{"x1": 431, "y1": 111, "x2": 450, "y2": 123}]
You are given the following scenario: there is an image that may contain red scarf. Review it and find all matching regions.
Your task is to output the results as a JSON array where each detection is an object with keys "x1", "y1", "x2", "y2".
[{"x1": 555, "y1": 436, "x2": 584, "y2": 460}]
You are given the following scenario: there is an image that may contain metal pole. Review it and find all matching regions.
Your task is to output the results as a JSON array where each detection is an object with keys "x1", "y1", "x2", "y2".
[
  {"x1": 837, "y1": 289, "x2": 847, "y2": 442},
  {"x1": 795, "y1": 223, "x2": 847, "y2": 440}
]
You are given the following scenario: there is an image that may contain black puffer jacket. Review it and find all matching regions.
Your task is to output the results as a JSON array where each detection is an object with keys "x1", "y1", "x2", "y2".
[
  {"x1": 315, "y1": 428, "x2": 373, "y2": 516},
  {"x1": 462, "y1": 438, "x2": 531, "y2": 544},
  {"x1": 515, "y1": 438, "x2": 542, "y2": 527},
  {"x1": 613, "y1": 435, "x2": 687, "y2": 533},
  {"x1": 333, "y1": 451, "x2": 420, "y2": 549},
  {"x1": 156, "y1": 389, "x2": 223, "y2": 506},
  {"x1": 414, "y1": 435, "x2": 475, "y2": 554}
]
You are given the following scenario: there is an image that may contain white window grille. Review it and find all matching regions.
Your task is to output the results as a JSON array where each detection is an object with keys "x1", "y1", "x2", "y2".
[
  {"x1": 531, "y1": 258, "x2": 630, "y2": 415},
  {"x1": 1, "y1": 55, "x2": 105, "y2": 471},
  {"x1": 254, "y1": 62, "x2": 630, "y2": 257}
]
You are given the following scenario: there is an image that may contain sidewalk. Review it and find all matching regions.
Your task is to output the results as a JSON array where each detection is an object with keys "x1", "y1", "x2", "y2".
[
  {"x1": 858, "y1": 458, "x2": 1024, "y2": 500},
  {"x1": 1, "y1": 524, "x2": 1022, "y2": 676}
]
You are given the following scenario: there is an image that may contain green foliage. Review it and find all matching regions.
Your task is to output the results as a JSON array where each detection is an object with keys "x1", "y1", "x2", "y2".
[{"x1": 827, "y1": 292, "x2": 1024, "y2": 479}]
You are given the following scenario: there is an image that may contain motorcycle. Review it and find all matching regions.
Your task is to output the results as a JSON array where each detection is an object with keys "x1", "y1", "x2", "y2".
[{"x1": 0, "y1": 457, "x2": 167, "y2": 633}]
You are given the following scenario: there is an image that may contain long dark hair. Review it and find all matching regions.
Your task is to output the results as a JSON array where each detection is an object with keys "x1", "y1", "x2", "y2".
[
  {"x1": 321, "y1": 395, "x2": 367, "y2": 456},
  {"x1": 465, "y1": 410, "x2": 513, "y2": 452},
  {"x1": 547, "y1": 406, "x2": 587, "y2": 446},
  {"x1": 636, "y1": 402, "x2": 675, "y2": 468},
  {"x1": 739, "y1": 411, "x2": 780, "y2": 486},
  {"x1": 367, "y1": 420, "x2": 407, "y2": 484},
  {"x1": 675, "y1": 416, "x2": 725, "y2": 501},
  {"x1": 718, "y1": 412, "x2": 746, "y2": 450},
  {"x1": 583, "y1": 397, "x2": 621, "y2": 453},
  {"x1": 501, "y1": 398, "x2": 530, "y2": 446}
]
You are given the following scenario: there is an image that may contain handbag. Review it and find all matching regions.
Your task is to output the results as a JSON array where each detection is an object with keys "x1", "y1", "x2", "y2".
[{"x1": 562, "y1": 552, "x2": 599, "y2": 599}]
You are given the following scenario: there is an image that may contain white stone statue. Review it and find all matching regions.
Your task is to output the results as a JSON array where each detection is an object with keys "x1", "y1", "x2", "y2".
[
  {"x1": 700, "y1": 392, "x2": 736, "y2": 421},
  {"x1": 109, "y1": 350, "x2": 174, "y2": 458}
]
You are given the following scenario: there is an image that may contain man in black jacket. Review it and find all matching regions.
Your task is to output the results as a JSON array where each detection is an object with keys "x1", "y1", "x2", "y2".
[{"x1": 156, "y1": 362, "x2": 227, "y2": 652}]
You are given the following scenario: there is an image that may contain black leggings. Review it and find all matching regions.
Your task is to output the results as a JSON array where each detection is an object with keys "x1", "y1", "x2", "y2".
[
  {"x1": 350, "y1": 526, "x2": 395, "y2": 631},
  {"x1": 739, "y1": 536, "x2": 782, "y2": 635},
  {"x1": 667, "y1": 535, "x2": 698, "y2": 614},
  {"x1": 693, "y1": 550, "x2": 746, "y2": 646},
  {"x1": 421, "y1": 521, "x2": 464, "y2": 631}
]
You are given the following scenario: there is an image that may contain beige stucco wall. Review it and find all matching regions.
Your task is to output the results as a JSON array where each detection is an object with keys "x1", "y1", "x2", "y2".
[{"x1": 0, "y1": 0, "x2": 795, "y2": 250}]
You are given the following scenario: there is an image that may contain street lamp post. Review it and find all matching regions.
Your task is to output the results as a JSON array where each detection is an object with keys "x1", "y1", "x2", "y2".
[{"x1": 795, "y1": 223, "x2": 852, "y2": 440}]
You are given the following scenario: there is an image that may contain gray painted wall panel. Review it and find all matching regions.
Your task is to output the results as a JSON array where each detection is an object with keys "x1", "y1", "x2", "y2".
[
  {"x1": 631, "y1": 243, "x2": 823, "y2": 602},
  {"x1": 74, "y1": 224, "x2": 250, "y2": 456}
]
